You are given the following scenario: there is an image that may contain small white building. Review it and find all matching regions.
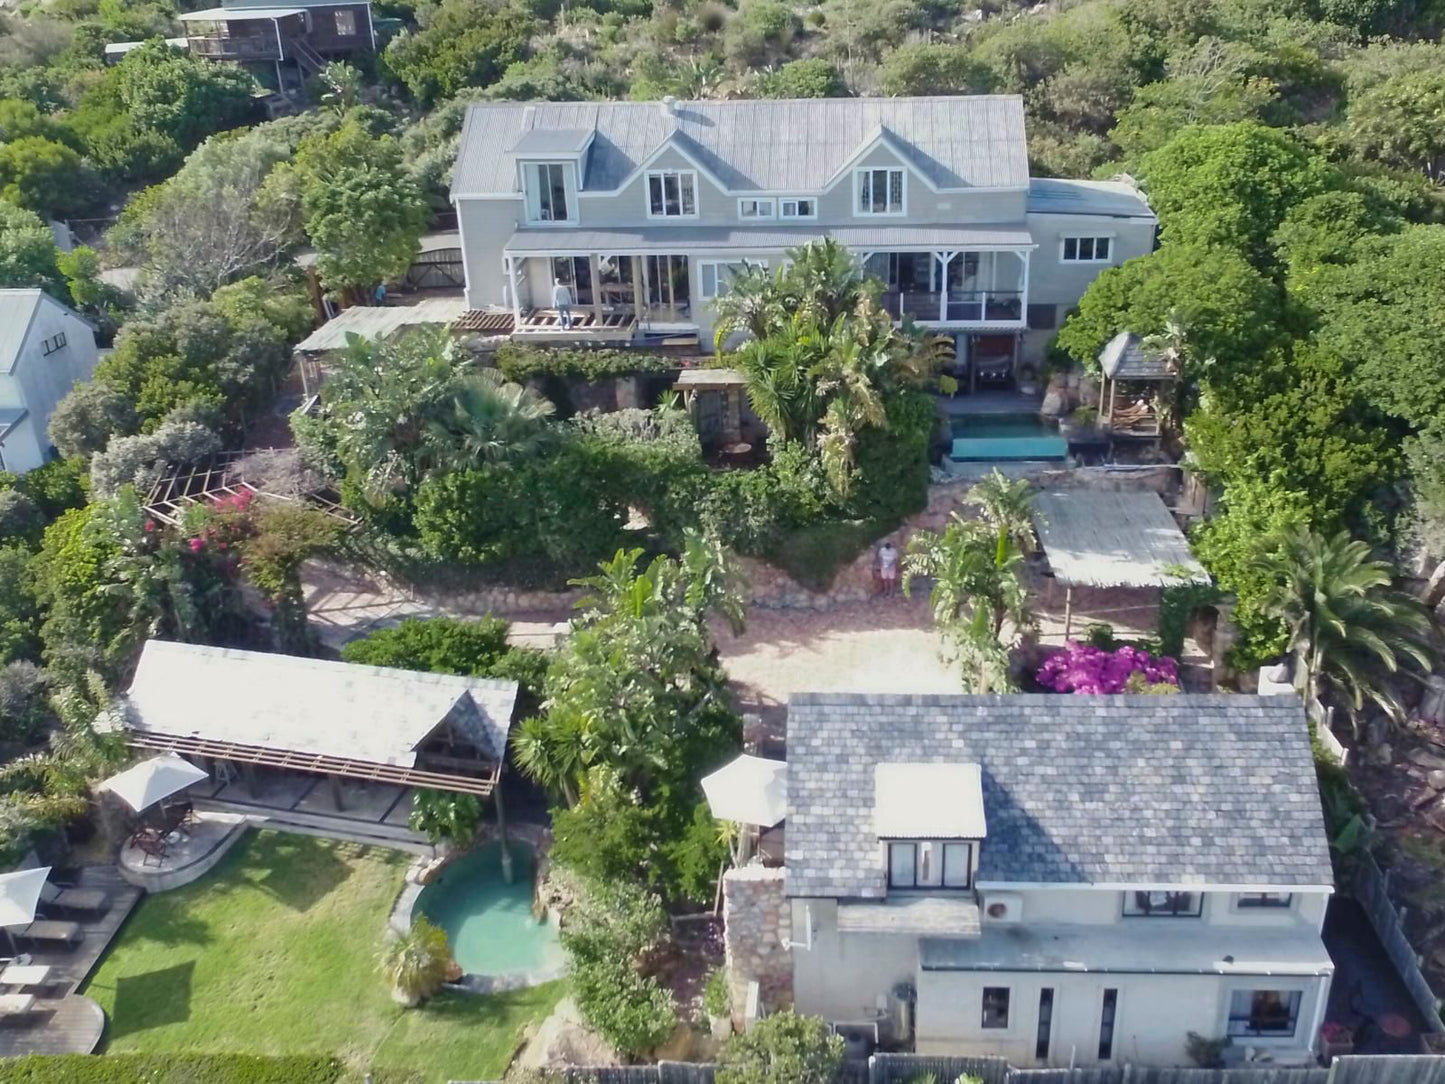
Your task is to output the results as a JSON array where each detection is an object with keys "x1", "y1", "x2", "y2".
[
  {"x1": 0, "y1": 289, "x2": 99, "y2": 474},
  {"x1": 785, "y1": 693, "x2": 1335, "y2": 1067}
]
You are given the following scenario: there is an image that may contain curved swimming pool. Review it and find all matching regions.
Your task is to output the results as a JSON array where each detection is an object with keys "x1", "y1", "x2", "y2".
[{"x1": 414, "y1": 841, "x2": 565, "y2": 980}]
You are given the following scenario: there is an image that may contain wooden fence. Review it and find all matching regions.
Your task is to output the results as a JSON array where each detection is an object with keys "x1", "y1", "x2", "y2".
[
  {"x1": 1353, "y1": 852, "x2": 1445, "y2": 1036},
  {"x1": 461, "y1": 1054, "x2": 1444, "y2": 1084}
]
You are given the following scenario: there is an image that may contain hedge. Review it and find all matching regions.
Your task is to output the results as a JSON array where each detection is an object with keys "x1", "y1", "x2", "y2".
[
  {"x1": 0, "y1": 1054, "x2": 343, "y2": 1084},
  {"x1": 493, "y1": 344, "x2": 680, "y2": 382}
]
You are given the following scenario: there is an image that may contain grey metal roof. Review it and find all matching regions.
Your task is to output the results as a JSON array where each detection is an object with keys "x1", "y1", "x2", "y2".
[
  {"x1": 508, "y1": 128, "x2": 593, "y2": 156},
  {"x1": 784, "y1": 693, "x2": 1332, "y2": 898},
  {"x1": 503, "y1": 223, "x2": 1035, "y2": 254},
  {"x1": 179, "y1": 6, "x2": 304, "y2": 19},
  {"x1": 0, "y1": 289, "x2": 44, "y2": 375},
  {"x1": 294, "y1": 298, "x2": 466, "y2": 352},
  {"x1": 1032, "y1": 490, "x2": 1209, "y2": 589},
  {"x1": 1027, "y1": 177, "x2": 1154, "y2": 219},
  {"x1": 454, "y1": 97, "x2": 1029, "y2": 197}
]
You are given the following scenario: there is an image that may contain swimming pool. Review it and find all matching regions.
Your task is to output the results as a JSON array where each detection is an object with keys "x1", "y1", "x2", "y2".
[
  {"x1": 949, "y1": 412, "x2": 1068, "y2": 461},
  {"x1": 414, "y1": 841, "x2": 564, "y2": 981}
]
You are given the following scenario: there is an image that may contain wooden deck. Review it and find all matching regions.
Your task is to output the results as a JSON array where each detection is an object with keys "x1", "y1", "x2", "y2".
[
  {"x1": 512, "y1": 308, "x2": 637, "y2": 342},
  {"x1": 0, "y1": 994, "x2": 105, "y2": 1056},
  {"x1": 0, "y1": 866, "x2": 142, "y2": 1056}
]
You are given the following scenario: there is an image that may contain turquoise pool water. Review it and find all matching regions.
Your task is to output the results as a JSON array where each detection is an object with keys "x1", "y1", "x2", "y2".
[
  {"x1": 949, "y1": 412, "x2": 1067, "y2": 461},
  {"x1": 414, "y1": 842, "x2": 564, "y2": 977}
]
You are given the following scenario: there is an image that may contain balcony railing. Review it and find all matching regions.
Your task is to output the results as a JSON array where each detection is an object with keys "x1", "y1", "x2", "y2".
[
  {"x1": 188, "y1": 35, "x2": 282, "y2": 60},
  {"x1": 879, "y1": 290, "x2": 1025, "y2": 324}
]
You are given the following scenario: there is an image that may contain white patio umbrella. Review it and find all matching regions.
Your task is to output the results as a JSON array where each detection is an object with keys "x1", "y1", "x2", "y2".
[
  {"x1": 701, "y1": 754, "x2": 788, "y2": 828},
  {"x1": 100, "y1": 754, "x2": 208, "y2": 813},
  {"x1": 0, "y1": 867, "x2": 50, "y2": 927}
]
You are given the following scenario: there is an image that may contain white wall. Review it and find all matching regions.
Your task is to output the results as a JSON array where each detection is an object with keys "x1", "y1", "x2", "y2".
[
  {"x1": 0, "y1": 298, "x2": 97, "y2": 474},
  {"x1": 791, "y1": 899, "x2": 919, "y2": 1030}
]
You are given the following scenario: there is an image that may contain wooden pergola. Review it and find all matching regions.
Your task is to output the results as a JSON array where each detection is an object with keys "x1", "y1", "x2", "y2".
[
  {"x1": 1098, "y1": 331, "x2": 1176, "y2": 438},
  {"x1": 142, "y1": 450, "x2": 355, "y2": 528}
]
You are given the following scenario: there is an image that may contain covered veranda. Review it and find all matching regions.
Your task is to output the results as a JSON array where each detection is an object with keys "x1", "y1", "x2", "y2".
[
  {"x1": 108, "y1": 640, "x2": 520, "y2": 880},
  {"x1": 1031, "y1": 490, "x2": 1210, "y2": 641}
]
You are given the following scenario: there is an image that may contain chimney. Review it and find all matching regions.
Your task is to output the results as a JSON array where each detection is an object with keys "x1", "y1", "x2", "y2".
[{"x1": 660, "y1": 95, "x2": 677, "y2": 117}]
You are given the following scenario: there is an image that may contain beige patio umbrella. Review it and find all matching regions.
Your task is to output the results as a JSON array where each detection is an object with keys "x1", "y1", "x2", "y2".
[
  {"x1": 0, "y1": 867, "x2": 50, "y2": 954},
  {"x1": 702, "y1": 754, "x2": 788, "y2": 876},
  {"x1": 100, "y1": 754, "x2": 207, "y2": 813}
]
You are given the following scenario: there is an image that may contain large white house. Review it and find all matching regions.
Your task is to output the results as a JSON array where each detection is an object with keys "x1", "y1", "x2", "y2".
[
  {"x1": 449, "y1": 96, "x2": 1156, "y2": 377},
  {"x1": 784, "y1": 693, "x2": 1335, "y2": 1067},
  {"x1": 0, "y1": 289, "x2": 98, "y2": 475}
]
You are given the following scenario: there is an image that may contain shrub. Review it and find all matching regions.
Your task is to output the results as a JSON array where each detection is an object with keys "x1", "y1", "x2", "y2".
[
  {"x1": 341, "y1": 615, "x2": 549, "y2": 700},
  {"x1": 380, "y1": 916, "x2": 453, "y2": 1006},
  {"x1": 704, "y1": 965, "x2": 731, "y2": 1018},
  {"x1": 848, "y1": 390, "x2": 936, "y2": 523},
  {"x1": 0, "y1": 660, "x2": 49, "y2": 744},
  {"x1": 0, "y1": 1055, "x2": 343, "y2": 1083},
  {"x1": 1036, "y1": 642, "x2": 1180, "y2": 694},
  {"x1": 716, "y1": 1011, "x2": 845, "y2": 1084},
  {"x1": 759, "y1": 59, "x2": 846, "y2": 98},
  {"x1": 408, "y1": 788, "x2": 482, "y2": 844},
  {"x1": 493, "y1": 343, "x2": 679, "y2": 382}
]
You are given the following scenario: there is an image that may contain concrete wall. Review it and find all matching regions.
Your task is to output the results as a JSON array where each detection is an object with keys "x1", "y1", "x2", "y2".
[
  {"x1": 914, "y1": 968, "x2": 1328, "y2": 1067},
  {"x1": 723, "y1": 867, "x2": 793, "y2": 1026},
  {"x1": 791, "y1": 898, "x2": 918, "y2": 1035}
]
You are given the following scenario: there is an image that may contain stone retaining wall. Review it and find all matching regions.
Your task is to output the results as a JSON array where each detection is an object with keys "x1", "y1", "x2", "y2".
[
  {"x1": 399, "y1": 465, "x2": 1181, "y2": 617},
  {"x1": 722, "y1": 866, "x2": 791, "y2": 1028}
]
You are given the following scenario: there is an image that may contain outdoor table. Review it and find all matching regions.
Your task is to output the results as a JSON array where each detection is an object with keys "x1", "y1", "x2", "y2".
[{"x1": 0, "y1": 963, "x2": 51, "y2": 991}]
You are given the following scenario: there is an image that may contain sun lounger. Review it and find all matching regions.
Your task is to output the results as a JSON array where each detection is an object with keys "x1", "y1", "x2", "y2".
[
  {"x1": 13, "y1": 920, "x2": 82, "y2": 949},
  {"x1": 39, "y1": 880, "x2": 110, "y2": 916},
  {"x1": 0, "y1": 994, "x2": 36, "y2": 1017}
]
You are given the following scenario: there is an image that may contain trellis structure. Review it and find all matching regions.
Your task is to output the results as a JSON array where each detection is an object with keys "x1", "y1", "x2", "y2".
[{"x1": 142, "y1": 450, "x2": 354, "y2": 528}]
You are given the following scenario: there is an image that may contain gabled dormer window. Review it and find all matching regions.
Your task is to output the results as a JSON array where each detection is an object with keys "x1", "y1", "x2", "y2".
[
  {"x1": 647, "y1": 170, "x2": 697, "y2": 219},
  {"x1": 856, "y1": 167, "x2": 904, "y2": 216},
  {"x1": 524, "y1": 162, "x2": 571, "y2": 224},
  {"x1": 887, "y1": 840, "x2": 972, "y2": 889}
]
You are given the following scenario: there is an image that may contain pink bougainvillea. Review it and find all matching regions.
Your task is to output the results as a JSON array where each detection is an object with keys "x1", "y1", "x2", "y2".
[{"x1": 1035, "y1": 641, "x2": 1180, "y2": 694}]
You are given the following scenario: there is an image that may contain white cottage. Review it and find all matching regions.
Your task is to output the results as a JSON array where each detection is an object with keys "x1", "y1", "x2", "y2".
[
  {"x1": 0, "y1": 289, "x2": 98, "y2": 474},
  {"x1": 784, "y1": 693, "x2": 1335, "y2": 1067}
]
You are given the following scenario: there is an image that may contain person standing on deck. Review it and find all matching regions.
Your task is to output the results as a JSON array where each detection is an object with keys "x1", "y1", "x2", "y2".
[{"x1": 552, "y1": 281, "x2": 574, "y2": 329}]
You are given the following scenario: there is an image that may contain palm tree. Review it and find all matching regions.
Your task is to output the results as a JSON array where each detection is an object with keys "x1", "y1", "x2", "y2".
[
  {"x1": 965, "y1": 469, "x2": 1037, "y2": 565},
  {"x1": 1258, "y1": 527, "x2": 1435, "y2": 731},
  {"x1": 511, "y1": 711, "x2": 587, "y2": 807},
  {"x1": 380, "y1": 918, "x2": 453, "y2": 1007},
  {"x1": 424, "y1": 368, "x2": 554, "y2": 472},
  {"x1": 711, "y1": 263, "x2": 780, "y2": 349}
]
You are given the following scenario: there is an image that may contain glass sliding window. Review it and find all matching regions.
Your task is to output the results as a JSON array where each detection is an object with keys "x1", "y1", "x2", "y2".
[
  {"x1": 1227, "y1": 990, "x2": 1301, "y2": 1037},
  {"x1": 857, "y1": 168, "x2": 904, "y2": 215},
  {"x1": 526, "y1": 163, "x2": 569, "y2": 223},
  {"x1": 738, "y1": 198, "x2": 774, "y2": 219},
  {"x1": 1061, "y1": 236, "x2": 1112, "y2": 262},
  {"x1": 1098, "y1": 989, "x2": 1118, "y2": 1060},
  {"x1": 647, "y1": 171, "x2": 698, "y2": 218},
  {"x1": 1035, "y1": 988, "x2": 1054, "y2": 1061},
  {"x1": 942, "y1": 843, "x2": 970, "y2": 888},
  {"x1": 780, "y1": 197, "x2": 816, "y2": 219},
  {"x1": 888, "y1": 842, "x2": 916, "y2": 887},
  {"x1": 886, "y1": 840, "x2": 971, "y2": 889}
]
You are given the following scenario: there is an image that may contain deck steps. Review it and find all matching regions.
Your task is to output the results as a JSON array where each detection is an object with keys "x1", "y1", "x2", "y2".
[{"x1": 193, "y1": 798, "x2": 434, "y2": 855}]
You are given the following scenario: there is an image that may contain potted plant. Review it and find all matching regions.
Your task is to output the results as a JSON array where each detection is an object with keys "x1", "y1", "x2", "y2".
[
  {"x1": 1320, "y1": 1020, "x2": 1355, "y2": 1059},
  {"x1": 704, "y1": 965, "x2": 732, "y2": 1039}
]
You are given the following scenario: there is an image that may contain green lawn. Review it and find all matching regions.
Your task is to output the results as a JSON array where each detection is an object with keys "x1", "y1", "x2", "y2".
[{"x1": 83, "y1": 830, "x2": 564, "y2": 1084}]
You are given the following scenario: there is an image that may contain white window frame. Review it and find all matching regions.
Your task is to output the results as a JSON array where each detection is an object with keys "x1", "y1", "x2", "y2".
[
  {"x1": 1122, "y1": 890, "x2": 1202, "y2": 918},
  {"x1": 1226, "y1": 988, "x2": 1303, "y2": 1039},
  {"x1": 779, "y1": 197, "x2": 817, "y2": 220},
  {"x1": 523, "y1": 162, "x2": 574, "y2": 225},
  {"x1": 645, "y1": 169, "x2": 699, "y2": 220},
  {"x1": 854, "y1": 167, "x2": 906, "y2": 217},
  {"x1": 698, "y1": 258, "x2": 767, "y2": 301},
  {"x1": 1060, "y1": 235, "x2": 1114, "y2": 264},
  {"x1": 737, "y1": 198, "x2": 775, "y2": 220},
  {"x1": 981, "y1": 986, "x2": 1010, "y2": 1030},
  {"x1": 886, "y1": 839, "x2": 971, "y2": 890}
]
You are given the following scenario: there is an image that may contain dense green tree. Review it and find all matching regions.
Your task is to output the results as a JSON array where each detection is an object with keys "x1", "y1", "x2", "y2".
[
  {"x1": 1307, "y1": 226, "x2": 1445, "y2": 430},
  {"x1": 0, "y1": 98, "x2": 77, "y2": 147},
  {"x1": 1056, "y1": 242, "x2": 1285, "y2": 375},
  {"x1": 291, "y1": 119, "x2": 428, "y2": 299},
  {"x1": 0, "y1": 135, "x2": 92, "y2": 217},
  {"x1": 1139, "y1": 123, "x2": 1334, "y2": 265},
  {"x1": 383, "y1": 0, "x2": 536, "y2": 105},
  {"x1": 1271, "y1": 191, "x2": 1402, "y2": 279},
  {"x1": 0, "y1": 199, "x2": 66, "y2": 299},
  {"x1": 0, "y1": 545, "x2": 41, "y2": 666},
  {"x1": 47, "y1": 381, "x2": 139, "y2": 459},
  {"x1": 1347, "y1": 69, "x2": 1445, "y2": 181},
  {"x1": 716, "y1": 1012, "x2": 845, "y2": 1084},
  {"x1": 340, "y1": 616, "x2": 548, "y2": 697},
  {"x1": 878, "y1": 43, "x2": 993, "y2": 96},
  {"x1": 1110, "y1": 73, "x2": 1278, "y2": 161},
  {"x1": 758, "y1": 58, "x2": 846, "y2": 98}
]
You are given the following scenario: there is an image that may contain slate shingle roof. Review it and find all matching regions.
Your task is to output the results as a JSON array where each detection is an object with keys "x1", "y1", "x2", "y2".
[
  {"x1": 452, "y1": 97, "x2": 1029, "y2": 197},
  {"x1": 785, "y1": 694, "x2": 1332, "y2": 899}
]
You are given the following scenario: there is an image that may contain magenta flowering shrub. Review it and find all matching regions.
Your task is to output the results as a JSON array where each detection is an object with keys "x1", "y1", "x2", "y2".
[{"x1": 1036, "y1": 641, "x2": 1180, "y2": 694}]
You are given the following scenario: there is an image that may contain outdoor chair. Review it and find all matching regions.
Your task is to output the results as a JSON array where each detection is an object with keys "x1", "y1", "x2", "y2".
[
  {"x1": 12, "y1": 920, "x2": 82, "y2": 950},
  {"x1": 134, "y1": 833, "x2": 169, "y2": 868},
  {"x1": 39, "y1": 879, "x2": 110, "y2": 916},
  {"x1": 0, "y1": 994, "x2": 36, "y2": 1020}
]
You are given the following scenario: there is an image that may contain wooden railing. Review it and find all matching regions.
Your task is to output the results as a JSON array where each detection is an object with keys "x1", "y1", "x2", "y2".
[{"x1": 187, "y1": 35, "x2": 281, "y2": 60}]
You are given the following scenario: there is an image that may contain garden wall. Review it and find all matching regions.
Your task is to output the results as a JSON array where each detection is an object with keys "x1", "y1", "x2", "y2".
[
  {"x1": 384, "y1": 464, "x2": 1182, "y2": 617},
  {"x1": 722, "y1": 866, "x2": 792, "y2": 1029}
]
